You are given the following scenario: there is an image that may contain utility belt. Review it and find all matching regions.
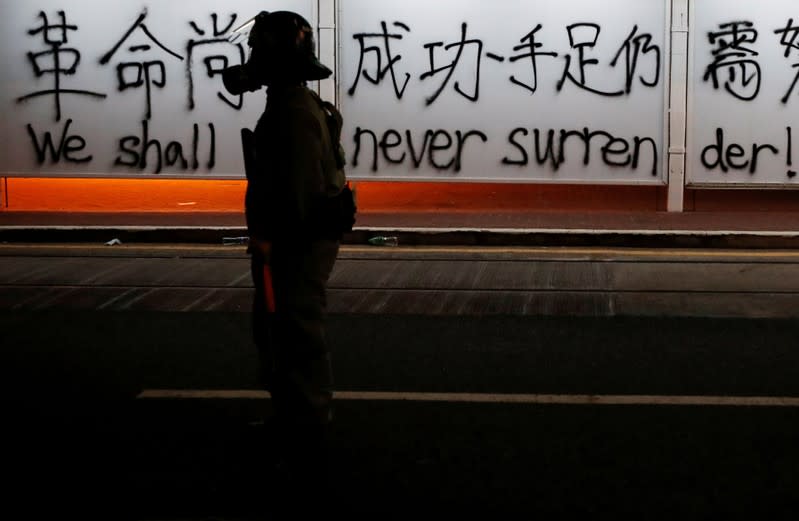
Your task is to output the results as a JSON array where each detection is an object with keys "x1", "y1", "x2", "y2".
[{"x1": 311, "y1": 182, "x2": 357, "y2": 240}]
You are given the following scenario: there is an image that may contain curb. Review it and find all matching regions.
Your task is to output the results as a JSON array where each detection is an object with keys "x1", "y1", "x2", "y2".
[{"x1": 2, "y1": 225, "x2": 799, "y2": 249}]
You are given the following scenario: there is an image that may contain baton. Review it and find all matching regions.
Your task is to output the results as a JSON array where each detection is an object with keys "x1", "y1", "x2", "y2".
[{"x1": 262, "y1": 263, "x2": 276, "y2": 313}]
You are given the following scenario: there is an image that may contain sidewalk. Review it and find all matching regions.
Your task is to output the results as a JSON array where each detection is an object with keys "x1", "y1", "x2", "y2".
[{"x1": 2, "y1": 209, "x2": 799, "y2": 248}]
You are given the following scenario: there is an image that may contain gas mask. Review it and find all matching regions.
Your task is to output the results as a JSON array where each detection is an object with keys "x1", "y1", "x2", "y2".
[{"x1": 222, "y1": 11, "x2": 332, "y2": 96}]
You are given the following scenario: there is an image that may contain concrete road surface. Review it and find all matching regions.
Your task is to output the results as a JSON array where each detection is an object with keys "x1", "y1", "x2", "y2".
[{"x1": 1, "y1": 244, "x2": 798, "y2": 520}]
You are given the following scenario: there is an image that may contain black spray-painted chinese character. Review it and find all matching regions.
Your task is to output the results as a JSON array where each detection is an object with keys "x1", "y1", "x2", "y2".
[
  {"x1": 610, "y1": 25, "x2": 661, "y2": 94},
  {"x1": 348, "y1": 21, "x2": 411, "y2": 99},
  {"x1": 186, "y1": 13, "x2": 245, "y2": 110},
  {"x1": 508, "y1": 24, "x2": 558, "y2": 94},
  {"x1": 774, "y1": 18, "x2": 799, "y2": 104},
  {"x1": 420, "y1": 23, "x2": 484, "y2": 105},
  {"x1": 557, "y1": 23, "x2": 622, "y2": 96},
  {"x1": 17, "y1": 11, "x2": 107, "y2": 121},
  {"x1": 99, "y1": 9, "x2": 184, "y2": 119},
  {"x1": 703, "y1": 21, "x2": 761, "y2": 101}
]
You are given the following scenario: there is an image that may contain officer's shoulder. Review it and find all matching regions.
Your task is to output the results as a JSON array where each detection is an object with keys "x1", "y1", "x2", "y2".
[
  {"x1": 283, "y1": 89, "x2": 326, "y2": 123},
  {"x1": 292, "y1": 87, "x2": 324, "y2": 110}
]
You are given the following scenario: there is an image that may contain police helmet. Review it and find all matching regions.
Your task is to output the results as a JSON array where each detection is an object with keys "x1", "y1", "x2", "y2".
[{"x1": 223, "y1": 11, "x2": 332, "y2": 95}]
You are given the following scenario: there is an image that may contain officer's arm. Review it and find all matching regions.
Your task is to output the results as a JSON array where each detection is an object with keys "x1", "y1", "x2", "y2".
[{"x1": 247, "y1": 237, "x2": 272, "y2": 263}]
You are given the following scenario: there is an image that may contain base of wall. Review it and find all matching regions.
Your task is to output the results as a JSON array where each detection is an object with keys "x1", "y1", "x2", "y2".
[{"x1": 0, "y1": 178, "x2": 797, "y2": 214}]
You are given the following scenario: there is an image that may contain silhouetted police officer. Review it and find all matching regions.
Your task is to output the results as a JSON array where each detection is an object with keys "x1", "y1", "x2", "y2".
[{"x1": 223, "y1": 11, "x2": 354, "y2": 514}]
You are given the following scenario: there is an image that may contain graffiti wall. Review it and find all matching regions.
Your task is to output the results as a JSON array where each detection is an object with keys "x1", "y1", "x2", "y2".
[
  {"x1": 2, "y1": 0, "x2": 796, "y2": 188},
  {"x1": 0, "y1": 0, "x2": 313, "y2": 178},
  {"x1": 689, "y1": 0, "x2": 799, "y2": 186},
  {"x1": 339, "y1": 0, "x2": 669, "y2": 184}
]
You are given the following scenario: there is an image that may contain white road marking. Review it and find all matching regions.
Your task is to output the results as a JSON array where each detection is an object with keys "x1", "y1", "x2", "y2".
[
  {"x1": 137, "y1": 389, "x2": 799, "y2": 407},
  {"x1": 5, "y1": 224, "x2": 799, "y2": 238},
  {"x1": 343, "y1": 246, "x2": 799, "y2": 259}
]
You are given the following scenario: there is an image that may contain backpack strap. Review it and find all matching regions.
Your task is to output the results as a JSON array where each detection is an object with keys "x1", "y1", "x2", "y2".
[
  {"x1": 320, "y1": 100, "x2": 343, "y2": 144},
  {"x1": 310, "y1": 91, "x2": 346, "y2": 169}
]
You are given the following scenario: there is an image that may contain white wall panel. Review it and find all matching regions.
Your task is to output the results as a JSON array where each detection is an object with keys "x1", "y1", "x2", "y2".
[
  {"x1": 0, "y1": 0, "x2": 314, "y2": 178},
  {"x1": 688, "y1": 0, "x2": 799, "y2": 187},
  {"x1": 338, "y1": 0, "x2": 669, "y2": 184}
]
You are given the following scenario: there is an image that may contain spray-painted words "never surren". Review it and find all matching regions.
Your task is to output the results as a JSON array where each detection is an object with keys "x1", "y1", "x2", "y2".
[{"x1": 352, "y1": 126, "x2": 659, "y2": 177}]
